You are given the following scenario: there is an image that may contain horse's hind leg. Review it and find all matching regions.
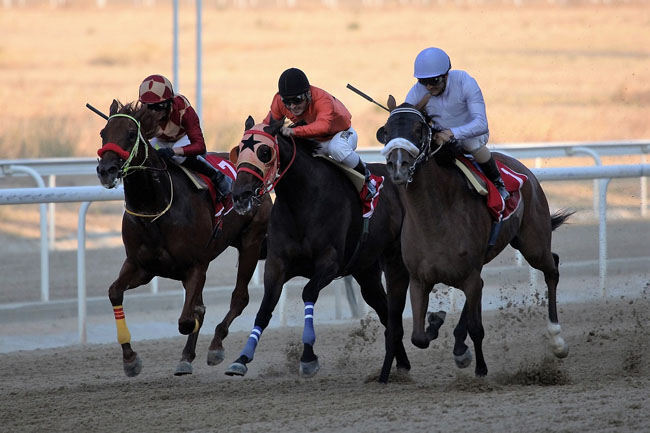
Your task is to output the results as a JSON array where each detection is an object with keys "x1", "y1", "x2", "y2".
[
  {"x1": 108, "y1": 259, "x2": 154, "y2": 377},
  {"x1": 353, "y1": 261, "x2": 410, "y2": 383},
  {"x1": 458, "y1": 274, "x2": 487, "y2": 377},
  {"x1": 512, "y1": 233, "x2": 569, "y2": 358},
  {"x1": 208, "y1": 242, "x2": 261, "y2": 366}
]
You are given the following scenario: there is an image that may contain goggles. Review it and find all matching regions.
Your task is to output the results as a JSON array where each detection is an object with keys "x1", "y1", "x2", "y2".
[
  {"x1": 147, "y1": 101, "x2": 171, "y2": 112},
  {"x1": 418, "y1": 75, "x2": 446, "y2": 87},
  {"x1": 282, "y1": 94, "x2": 308, "y2": 107}
]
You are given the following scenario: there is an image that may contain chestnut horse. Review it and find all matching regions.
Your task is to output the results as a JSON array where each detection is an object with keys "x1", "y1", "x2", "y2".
[
  {"x1": 377, "y1": 102, "x2": 572, "y2": 377},
  {"x1": 96, "y1": 100, "x2": 272, "y2": 377},
  {"x1": 224, "y1": 117, "x2": 410, "y2": 383}
]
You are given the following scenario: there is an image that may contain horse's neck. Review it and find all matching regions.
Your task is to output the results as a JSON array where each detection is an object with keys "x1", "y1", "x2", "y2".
[
  {"x1": 404, "y1": 161, "x2": 463, "y2": 226},
  {"x1": 123, "y1": 165, "x2": 171, "y2": 212}
]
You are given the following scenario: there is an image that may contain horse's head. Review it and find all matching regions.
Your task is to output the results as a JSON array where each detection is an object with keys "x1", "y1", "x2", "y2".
[
  {"x1": 229, "y1": 116, "x2": 281, "y2": 215},
  {"x1": 96, "y1": 99, "x2": 164, "y2": 189},
  {"x1": 376, "y1": 102, "x2": 432, "y2": 185}
]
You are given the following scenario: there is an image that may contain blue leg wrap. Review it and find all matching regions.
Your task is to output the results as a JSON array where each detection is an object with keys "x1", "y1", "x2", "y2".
[
  {"x1": 240, "y1": 326, "x2": 263, "y2": 361},
  {"x1": 302, "y1": 302, "x2": 316, "y2": 346}
]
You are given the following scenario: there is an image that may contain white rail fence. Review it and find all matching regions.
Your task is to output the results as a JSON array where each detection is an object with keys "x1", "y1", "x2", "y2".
[{"x1": 1, "y1": 140, "x2": 649, "y2": 344}]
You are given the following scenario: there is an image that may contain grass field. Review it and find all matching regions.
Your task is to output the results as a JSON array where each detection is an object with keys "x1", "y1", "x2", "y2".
[{"x1": 1, "y1": 2, "x2": 649, "y2": 158}]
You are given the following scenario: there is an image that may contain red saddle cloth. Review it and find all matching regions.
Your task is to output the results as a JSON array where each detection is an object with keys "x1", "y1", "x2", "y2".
[
  {"x1": 360, "y1": 174, "x2": 384, "y2": 219},
  {"x1": 197, "y1": 155, "x2": 236, "y2": 221},
  {"x1": 456, "y1": 155, "x2": 528, "y2": 221}
]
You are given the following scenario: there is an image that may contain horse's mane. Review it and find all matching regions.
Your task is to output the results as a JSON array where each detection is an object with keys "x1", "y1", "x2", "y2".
[{"x1": 112, "y1": 100, "x2": 162, "y2": 139}]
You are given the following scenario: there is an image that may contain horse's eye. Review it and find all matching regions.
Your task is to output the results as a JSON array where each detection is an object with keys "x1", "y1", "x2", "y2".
[
  {"x1": 256, "y1": 145, "x2": 273, "y2": 163},
  {"x1": 127, "y1": 129, "x2": 137, "y2": 143}
]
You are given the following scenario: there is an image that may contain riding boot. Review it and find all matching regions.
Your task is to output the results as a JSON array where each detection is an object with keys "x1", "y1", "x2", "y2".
[
  {"x1": 353, "y1": 160, "x2": 377, "y2": 200},
  {"x1": 182, "y1": 155, "x2": 233, "y2": 201},
  {"x1": 478, "y1": 156, "x2": 510, "y2": 202}
]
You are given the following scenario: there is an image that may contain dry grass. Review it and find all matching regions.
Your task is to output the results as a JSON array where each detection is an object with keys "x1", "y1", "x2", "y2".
[{"x1": 1, "y1": 3, "x2": 649, "y2": 158}]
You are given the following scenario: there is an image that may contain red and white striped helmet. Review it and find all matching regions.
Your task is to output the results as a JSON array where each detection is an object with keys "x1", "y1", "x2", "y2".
[{"x1": 138, "y1": 74, "x2": 174, "y2": 104}]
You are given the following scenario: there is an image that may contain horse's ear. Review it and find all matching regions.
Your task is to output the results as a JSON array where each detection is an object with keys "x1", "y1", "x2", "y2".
[
  {"x1": 264, "y1": 116, "x2": 283, "y2": 136},
  {"x1": 387, "y1": 95, "x2": 396, "y2": 112},
  {"x1": 376, "y1": 126, "x2": 388, "y2": 145},
  {"x1": 245, "y1": 115, "x2": 255, "y2": 131},
  {"x1": 109, "y1": 99, "x2": 120, "y2": 116}
]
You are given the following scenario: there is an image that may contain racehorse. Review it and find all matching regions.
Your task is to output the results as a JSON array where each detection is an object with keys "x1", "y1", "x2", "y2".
[
  {"x1": 377, "y1": 102, "x2": 572, "y2": 377},
  {"x1": 224, "y1": 116, "x2": 411, "y2": 383},
  {"x1": 96, "y1": 100, "x2": 272, "y2": 377}
]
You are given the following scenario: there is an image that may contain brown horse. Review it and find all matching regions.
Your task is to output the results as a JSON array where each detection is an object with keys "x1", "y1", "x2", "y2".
[
  {"x1": 224, "y1": 117, "x2": 411, "y2": 383},
  {"x1": 377, "y1": 102, "x2": 572, "y2": 377},
  {"x1": 96, "y1": 100, "x2": 272, "y2": 377}
]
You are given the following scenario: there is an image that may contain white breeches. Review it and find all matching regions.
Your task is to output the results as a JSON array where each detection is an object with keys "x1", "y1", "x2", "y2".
[{"x1": 316, "y1": 127, "x2": 359, "y2": 168}]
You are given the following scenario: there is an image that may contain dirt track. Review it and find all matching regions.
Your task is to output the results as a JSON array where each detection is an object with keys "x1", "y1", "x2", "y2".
[{"x1": 1, "y1": 295, "x2": 650, "y2": 433}]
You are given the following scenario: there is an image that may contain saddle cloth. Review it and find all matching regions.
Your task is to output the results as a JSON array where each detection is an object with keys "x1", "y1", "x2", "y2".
[
  {"x1": 314, "y1": 154, "x2": 384, "y2": 219},
  {"x1": 177, "y1": 155, "x2": 236, "y2": 220},
  {"x1": 455, "y1": 155, "x2": 528, "y2": 221}
]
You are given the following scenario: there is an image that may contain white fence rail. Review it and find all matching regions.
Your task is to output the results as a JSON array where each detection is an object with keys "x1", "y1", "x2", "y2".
[{"x1": 1, "y1": 164, "x2": 649, "y2": 344}]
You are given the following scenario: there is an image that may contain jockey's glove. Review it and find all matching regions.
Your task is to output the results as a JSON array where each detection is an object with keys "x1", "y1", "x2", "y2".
[{"x1": 156, "y1": 147, "x2": 175, "y2": 159}]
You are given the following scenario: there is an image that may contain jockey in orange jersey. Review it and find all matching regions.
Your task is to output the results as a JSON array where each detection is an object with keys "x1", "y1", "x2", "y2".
[
  {"x1": 263, "y1": 68, "x2": 377, "y2": 199},
  {"x1": 138, "y1": 74, "x2": 232, "y2": 201}
]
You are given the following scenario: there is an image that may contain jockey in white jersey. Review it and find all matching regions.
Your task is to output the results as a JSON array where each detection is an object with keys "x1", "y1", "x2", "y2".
[{"x1": 405, "y1": 47, "x2": 510, "y2": 201}]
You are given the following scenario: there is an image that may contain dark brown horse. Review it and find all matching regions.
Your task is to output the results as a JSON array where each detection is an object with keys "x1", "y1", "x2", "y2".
[
  {"x1": 377, "y1": 102, "x2": 571, "y2": 377},
  {"x1": 224, "y1": 117, "x2": 410, "y2": 383},
  {"x1": 96, "y1": 100, "x2": 272, "y2": 377}
]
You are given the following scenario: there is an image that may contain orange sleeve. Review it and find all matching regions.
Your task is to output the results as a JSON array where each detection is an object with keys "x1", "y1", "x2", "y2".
[{"x1": 293, "y1": 91, "x2": 342, "y2": 139}]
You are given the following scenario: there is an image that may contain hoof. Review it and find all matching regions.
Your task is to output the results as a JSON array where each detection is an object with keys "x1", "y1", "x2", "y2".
[
  {"x1": 426, "y1": 311, "x2": 446, "y2": 340},
  {"x1": 299, "y1": 359, "x2": 320, "y2": 378},
  {"x1": 123, "y1": 356, "x2": 143, "y2": 377},
  {"x1": 454, "y1": 348, "x2": 473, "y2": 369},
  {"x1": 207, "y1": 349, "x2": 225, "y2": 366},
  {"x1": 552, "y1": 341, "x2": 569, "y2": 359},
  {"x1": 174, "y1": 360, "x2": 193, "y2": 376},
  {"x1": 225, "y1": 362, "x2": 248, "y2": 377}
]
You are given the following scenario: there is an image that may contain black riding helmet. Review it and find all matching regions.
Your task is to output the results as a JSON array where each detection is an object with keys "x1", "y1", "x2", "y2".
[{"x1": 278, "y1": 68, "x2": 310, "y2": 97}]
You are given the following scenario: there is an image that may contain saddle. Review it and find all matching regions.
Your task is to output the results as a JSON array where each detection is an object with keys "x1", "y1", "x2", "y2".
[{"x1": 454, "y1": 155, "x2": 528, "y2": 221}]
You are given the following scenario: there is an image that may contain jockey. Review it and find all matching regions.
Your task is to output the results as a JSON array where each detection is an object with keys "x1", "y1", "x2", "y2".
[
  {"x1": 405, "y1": 48, "x2": 510, "y2": 201},
  {"x1": 263, "y1": 67, "x2": 377, "y2": 199},
  {"x1": 138, "y1": 74, "x2": 232, "y2": 201}
]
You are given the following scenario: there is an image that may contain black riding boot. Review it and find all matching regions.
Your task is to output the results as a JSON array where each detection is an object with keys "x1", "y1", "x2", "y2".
[
  {"x1": 182, "y1": 155, "x2": 232, "y2": 201},
  {"x1": 353, "y1": 160, "x2": 377, "y2": 199},
  {"x1": 478, "y1": 156, "x2": 510, "y2": 201}
]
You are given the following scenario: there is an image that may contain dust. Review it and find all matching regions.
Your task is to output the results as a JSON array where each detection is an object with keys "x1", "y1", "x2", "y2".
[
  {"x1": 336, "y1": 313, "x2": 382, "y2": 370},
  {"x1": 444, "y1": 374, "x2": 502, "y2": 393},
  {"x1": 497, "y1": 356, "x2": 571, "y2": 386},
  {"x1": 258, "y1": 340, "x2": 302, "y2": 378}
]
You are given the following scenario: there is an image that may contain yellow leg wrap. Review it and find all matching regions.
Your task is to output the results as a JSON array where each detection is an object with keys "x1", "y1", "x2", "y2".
[
  {"x1": 192, "y1": 318, "x2": 200, "y2": 334},
  {"x1": 113, "y1": 306, "x2": 131, "y2": 344}
]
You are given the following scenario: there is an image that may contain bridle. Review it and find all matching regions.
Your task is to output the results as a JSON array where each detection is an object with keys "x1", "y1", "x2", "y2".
[
  {"x1": 381, "y1": 107, "x2": 444, "y2": 183},
  {"x1": 97, "y1": 113, "x2": 173, "y2": 221}
]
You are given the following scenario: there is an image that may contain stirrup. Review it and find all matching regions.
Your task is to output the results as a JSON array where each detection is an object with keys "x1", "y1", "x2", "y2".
[
  {"x1": 363, "y1": 180, "x2": 377, "y2": 200},
  {"x1": 496, "y1": 185, "x2": 510, "y2": 201}
]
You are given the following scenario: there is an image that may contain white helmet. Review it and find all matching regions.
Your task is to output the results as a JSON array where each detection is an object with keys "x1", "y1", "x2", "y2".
[{"x1": 413, "y1": 47, "x2": 451, "y2": 78}]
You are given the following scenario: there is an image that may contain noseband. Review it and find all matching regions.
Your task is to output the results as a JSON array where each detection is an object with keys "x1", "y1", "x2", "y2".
[{"x1": 381, "y1": 107, "x2": 443, "y2": 183}]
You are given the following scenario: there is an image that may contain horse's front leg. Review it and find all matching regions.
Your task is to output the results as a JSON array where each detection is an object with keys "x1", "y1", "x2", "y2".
[
  {"x1": 225, "y1": 256, "x2": 287, "y2": 377},
  {"x1": 108, "y1": 259, "x2": 154, "y2": 377},
  {"x1": 297, "y1": 259, "x2": 339, "y2": 377},
  {"x1": 175, "y1": 264, "x2": 208, "y2": 376},
  {"x1": 409, "y1": 278, "x2": 432, "y2": 349},
  {"x1": 208, "y1": 239, "x2": 262, "y2": 366}
]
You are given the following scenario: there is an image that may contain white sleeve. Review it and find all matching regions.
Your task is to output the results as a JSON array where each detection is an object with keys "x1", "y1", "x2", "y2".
[
  {"x1": 405, "y1": 84, "x2": 424, "y2": 106},
  {"x1": 449, "y1": 75, "x2": 489, "y2": 140}
]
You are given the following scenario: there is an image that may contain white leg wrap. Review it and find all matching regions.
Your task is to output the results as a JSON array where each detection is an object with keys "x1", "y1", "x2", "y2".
[{"x1": 547, "y1": 321, "x2": 569, "y2": 358}]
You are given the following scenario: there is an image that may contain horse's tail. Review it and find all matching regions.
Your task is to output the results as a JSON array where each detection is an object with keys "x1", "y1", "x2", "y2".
[{"x1": 550, "y1": 208, "x2": 575, "y2": 231}]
